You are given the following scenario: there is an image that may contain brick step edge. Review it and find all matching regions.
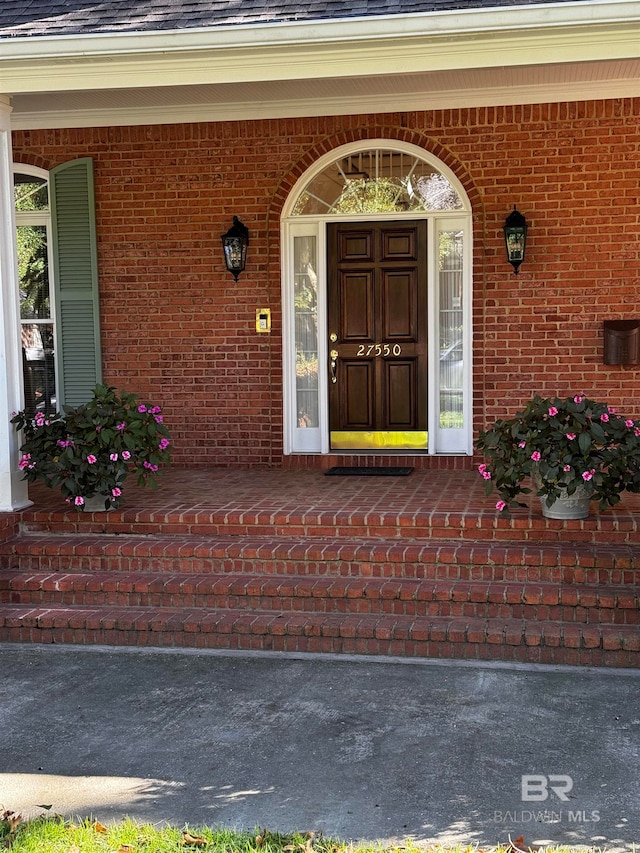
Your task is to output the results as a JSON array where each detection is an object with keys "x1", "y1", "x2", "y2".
[
  {"x1": 1, "y1": 570, "x2": 638, "y2": 617},
  {"x1": 16, "y1": 510, "x2": 640, "y2": 545},
  {"x1": 2, "y1": 535, "x2": 640, "y2": 584},
  {"x1": 1, "y1": 604, "x2": 638, "y2": 667}
]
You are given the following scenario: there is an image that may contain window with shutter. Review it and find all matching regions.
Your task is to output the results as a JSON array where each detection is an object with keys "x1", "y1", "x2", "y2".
[
  {"x1": 15, "y1": 158, "x2": 101, "y2": 413},
  {"x1": 50, "y1": 157, "x2": 102, "y2": 408}
]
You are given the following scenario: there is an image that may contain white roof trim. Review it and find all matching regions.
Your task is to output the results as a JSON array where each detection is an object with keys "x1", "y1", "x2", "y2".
[
  {"x1": 1, "y1": 0, "x2": 639, "y2": 58},
  {"x1": 1, "y1": 0, "x2": 639, "y2": 99},
  {"x1": 3, "y1": 0, "x2": 639, "y2": 128}
]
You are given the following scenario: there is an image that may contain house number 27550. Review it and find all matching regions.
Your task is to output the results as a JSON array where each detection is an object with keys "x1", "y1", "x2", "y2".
[{"x1": 356, "y1": 343, "x2": 402, "y2": 357}]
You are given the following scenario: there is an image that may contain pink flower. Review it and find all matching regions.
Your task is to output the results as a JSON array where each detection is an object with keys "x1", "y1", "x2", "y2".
[
  {"x1": 518, "y1": 441, "x2": 526, "y2": 448},
  {"x1": 635, "y1": 428, "x2": 640, "y2": 437},
  {"x1": 573, "y1": 395, "x2": 583, "y2": 403},
  {"x1": 75, "y1": 496, "x2": 85, "y2": 506},
  {"x1": 626, "y1": 419, "x2": 635, "y2": 428},
  {"x1": 116, "y1": 422, "x2": 126, "y2": 431},
  {"x1": 600, "y1": 413, "x2": 609, "y2": 422},
  {"x1": 610, "y1": 407, "x2": 617, "y2": 413},
  {"x1": 159, "y1": 438, "x2": 170, "y2": 450},
  {"x1": 110, "y1": 453, "x2": 119, "y2": 461},
  {"x1": 496, "y1": 500, "x2": 507, "y2": 512},
  {"x1": 482, "y1": 471, "x2": 492, "y2": 480},
  {"x1": 531, "y1": 451, "x2": 541, "y2": 461},
  {"x1": 86, "y1": 454, "x2": 97, "y2": 464},
  {"x1": 478, "y1": 463, "x2": 487, "y2": 473},
  {"x1": 143, "y1": 461, "x2": 159, "y2": 472},
  {"x1": 582, "y1": 469, "x2": 595, "y2": 481},
  {"x1": 566, "y1": 433, "x2": 576, "y2": 441},
  {"x1": 121, "y1": 450, "x2": 131, "y2": 460},
  {"x1": 18, "y1": 454, "x2": 32, "y2": 470},
  {"x1": 111, "y1": 487, "x2": 122, "y2": 497},
  {"x1": 154, "y1": 415, "x2": 163, "y2": 423},
  {"x1": 138, "y1": 404, "x2": 147, "y2": 413},
  {"x1": 548, "y1": 406, "x2": 558, "y2": 417},
  {"x1": 563, "y1": 465, "x2": 571, "y2": 472},
  {"x1": 149, "y1": 406, "x2": 161, "y2": 414}
]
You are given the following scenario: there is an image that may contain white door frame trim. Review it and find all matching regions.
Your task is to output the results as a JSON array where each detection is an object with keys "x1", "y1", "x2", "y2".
[{"x1": 281, "y1": 139, "x2": 473, "y2": 456}]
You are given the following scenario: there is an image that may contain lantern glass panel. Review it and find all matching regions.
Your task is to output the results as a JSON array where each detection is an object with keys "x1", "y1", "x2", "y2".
[{"x1": 506, "y1": 227, "x2": 526, "y2": 262}]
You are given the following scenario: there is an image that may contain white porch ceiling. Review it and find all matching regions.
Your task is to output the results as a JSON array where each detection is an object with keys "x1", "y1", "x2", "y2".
[{"x1": 9, "y1": 58, "x2": 640, "y2": 129}]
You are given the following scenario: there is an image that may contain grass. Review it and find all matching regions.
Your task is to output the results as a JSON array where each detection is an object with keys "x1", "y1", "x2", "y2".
[{"x1": 0, "y1": 812, "x2": 623, "y2": 853}]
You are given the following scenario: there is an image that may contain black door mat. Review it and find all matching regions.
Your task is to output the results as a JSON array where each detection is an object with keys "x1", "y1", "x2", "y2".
[{"x1": 325, "y1": 466, "x2": 414, "y2": 477}]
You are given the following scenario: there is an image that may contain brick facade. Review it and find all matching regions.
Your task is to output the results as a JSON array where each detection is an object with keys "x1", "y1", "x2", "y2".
[{"x1": 12, "y1": 99, "x2": 640, "y2": 467}]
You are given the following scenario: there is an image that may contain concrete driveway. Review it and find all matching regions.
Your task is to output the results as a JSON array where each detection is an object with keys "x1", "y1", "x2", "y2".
[{"x1": 0, "y1": 645, "x2": 638, "y2": 851}]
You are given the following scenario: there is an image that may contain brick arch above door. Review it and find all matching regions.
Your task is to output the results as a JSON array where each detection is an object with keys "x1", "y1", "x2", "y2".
[{"x1": 268, "y1": 125, "x2": 481, "y2": 226}]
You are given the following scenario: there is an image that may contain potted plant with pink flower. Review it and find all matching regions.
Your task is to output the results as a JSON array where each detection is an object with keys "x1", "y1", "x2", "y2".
[
  {"x1": 476, "y1": 394, "x2": 640, "y2": 518},
  {"x1": 11, "y1": 383, "x2": 171, "y2": 510}
]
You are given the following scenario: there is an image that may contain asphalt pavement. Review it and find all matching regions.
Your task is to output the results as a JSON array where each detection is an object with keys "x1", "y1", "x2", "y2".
[{"x1": 0, "y1": 644, "x2": 638, "y2": 851}]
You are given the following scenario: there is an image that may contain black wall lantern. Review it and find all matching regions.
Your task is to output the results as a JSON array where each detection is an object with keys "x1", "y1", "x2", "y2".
[
  {"x1": 221, "y1": 216, "x2": 249, "y2": 281},
  {"x1": 503, "y1": 205, "x2": 528, "y2": 275}
]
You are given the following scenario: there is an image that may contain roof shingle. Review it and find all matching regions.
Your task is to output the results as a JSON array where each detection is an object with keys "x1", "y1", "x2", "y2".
[{"x1": 0, "y1": 0, "x2": 587, "y2": 39}]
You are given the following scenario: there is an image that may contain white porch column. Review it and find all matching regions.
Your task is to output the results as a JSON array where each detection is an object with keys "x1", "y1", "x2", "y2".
[{"x1": 0, "y1": 95, "x2": 31, "y2": 511}]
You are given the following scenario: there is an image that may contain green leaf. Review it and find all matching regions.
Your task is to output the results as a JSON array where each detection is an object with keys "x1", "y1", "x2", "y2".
[{"x1": 578, "y1": 432, "x2": 591, "y2": 453}]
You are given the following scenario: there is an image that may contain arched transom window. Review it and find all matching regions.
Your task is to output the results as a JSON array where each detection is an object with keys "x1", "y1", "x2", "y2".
[{"x1": 292, "y1": 147, "x2": 464, "y2": 216}]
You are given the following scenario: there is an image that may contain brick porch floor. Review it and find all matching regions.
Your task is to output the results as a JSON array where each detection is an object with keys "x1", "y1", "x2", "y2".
[
  {"x1": 1, "y1": 466, "x2": 639, "y2": 665},
  {"x1": 9, "y1": 465, "x2": 640, "y2": 538}
]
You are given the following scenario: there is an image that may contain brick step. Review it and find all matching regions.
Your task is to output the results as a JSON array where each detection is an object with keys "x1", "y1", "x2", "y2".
[
  {"x1": 17, "y1": 503, "x2": 640, "y2": 545},
  {"x1": 2, "y1": 569, "x2": 638, "y2": 624},
  {"x1": 0, "y1": 603, "x2": 638, "y2": 667},
  {"x1": 2, "y1": 533, "x2": 640, "y2": 585}
]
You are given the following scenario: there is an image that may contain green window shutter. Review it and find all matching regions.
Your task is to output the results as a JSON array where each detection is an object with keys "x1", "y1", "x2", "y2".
[{"x1": 50, "y1": 157, "x2": 102, "y2": 408}]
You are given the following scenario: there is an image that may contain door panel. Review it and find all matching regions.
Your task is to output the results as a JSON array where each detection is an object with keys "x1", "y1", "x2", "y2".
[
  {"x1": 384, "y1": 360, "x2": 416, "y2": 427},
  {"x1": 381, "y1": 227, "x2": 416, "y2": 259},
  {"x1": 328, "y1": 220, "x2": 428, "y2": 450},
  {"x1": 341, "y1": 271, "x2": 374, "y2": 340},
  {"x1": 342, "y1": 361, "x2": 373, "y2": 427},
  {"x1": 339, "y1": 231, "x2": 373, "y2": 260},
  {"x1": 383, "y1": 270, "x2": 417, "y2": 340}
]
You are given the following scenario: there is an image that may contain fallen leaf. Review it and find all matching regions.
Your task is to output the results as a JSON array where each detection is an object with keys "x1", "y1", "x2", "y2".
[
  {"x1": 94, "y1": 821, "x2": 108, "y2": 834},
  {"x1": 116, "y1": 845, "x2": 136, "y2": 853},
  {"x1": 2, "y1": 812, "x2": 22, "y2": 833},
  {"x1": 181, "y1": 832, "x2": 207, "y2": 847}
]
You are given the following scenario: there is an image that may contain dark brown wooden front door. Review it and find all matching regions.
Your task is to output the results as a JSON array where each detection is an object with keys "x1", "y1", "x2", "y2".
[{"x1": 327, "y1": 220, "x2": 428, "y2": 451}]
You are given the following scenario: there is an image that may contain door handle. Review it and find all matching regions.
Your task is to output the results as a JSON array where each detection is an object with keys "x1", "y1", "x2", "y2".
[{"x1": 330, "y1": 350, "x2": 338, "y2": 383}]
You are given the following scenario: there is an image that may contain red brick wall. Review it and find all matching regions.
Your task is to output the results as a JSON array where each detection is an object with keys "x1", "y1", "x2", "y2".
[
  {"x1": 0, "y1": 512, "x2": 18, "y2": 542},
  {"x1": 12, "y1": 99, "x2": 640, "y2": 467}
]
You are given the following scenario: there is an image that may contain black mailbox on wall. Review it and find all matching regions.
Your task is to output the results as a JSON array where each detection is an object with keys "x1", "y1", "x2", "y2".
[{"x1": 603, "y1": 320, "x2": 640, "y2": 365}]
